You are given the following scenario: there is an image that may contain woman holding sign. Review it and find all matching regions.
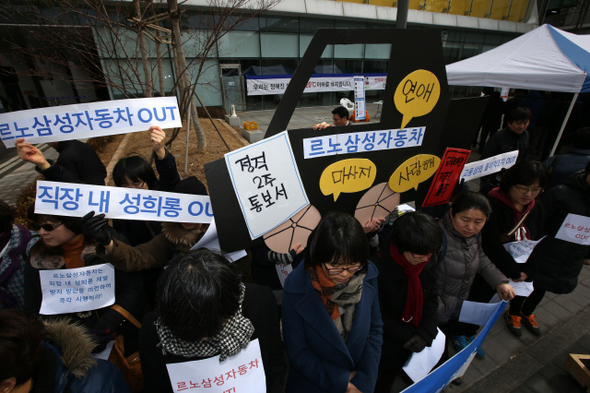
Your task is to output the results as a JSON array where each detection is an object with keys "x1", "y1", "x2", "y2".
[
  {"x1": 282, "y1": 212, "x2": 383, "y2": 393},
  {"x1": 23, "y1": 207, "x2": 145, "y2": 352},
  {"x1": 516, "y1": 161, "x2": 590, "y2": 334},
  {"x1": 435, "y1": 192, "x2": 514, "y2": 358},
  {"x1": 372, "y1": 211, "x2": 442, "y2": 393},
  {"x1": 139, "y1": 250, "x2": 286, "y2": 393},
  {"x1": 477, "y1": 162, "x2": 546, "y2": 337}
]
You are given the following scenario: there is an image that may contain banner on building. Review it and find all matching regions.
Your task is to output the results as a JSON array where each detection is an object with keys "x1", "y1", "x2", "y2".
[{"x1": 246, "y1": 74, "x2": 387, "y2": 96}]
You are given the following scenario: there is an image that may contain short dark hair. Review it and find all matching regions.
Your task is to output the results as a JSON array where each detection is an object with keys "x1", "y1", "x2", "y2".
[
  {"x1": 0, "y1": 310, "x2": 46, "y2": 386},
  {"x1": 451, "y1": 191, "x2": 492, "y2": 218},
  {"x1": 113, "y1": 155, "x2": 157, "y2": 189},
  {"x1": 332, "y1": 106, "x2": 349, "y2": 120},
  {"x1": 27, "y1": 203, "x2": 82, "y2": 235},
  {"x1": 500, "y1": 161, "x2": 548, "y2": 193},
  {"x1": 389, "y1": 211, "x2": 442, "y2": 254},
  {"x1": 305, "y1": 212, "x2": 368, "y2": 269},
  {"x1": 574, "y1": 127, "x2": 590, "y2": 149},
  {"x1": 156, "y1": 250, "x2": 241, "y2": 341},
  {"x1": 0, "y1": 199, "x2": 14, "y2": 233},
  {"x1": 507, "y1": 107, "x2": 532, "y2": 123}
]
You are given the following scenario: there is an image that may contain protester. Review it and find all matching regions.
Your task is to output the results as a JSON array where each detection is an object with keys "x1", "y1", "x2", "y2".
[
  {"x1": 0, "y1": 200, "x2": 39, "y2": 310},
  {"x1": 476, "y1": 162, "x2": 547, "y2": 336},
  {"x1": 480, "y1": 107, "x2": 532, "y2": 195},
  {"x1": 16, "y1": 139, "x2": 107, "y2": 185},
  {"x1": 23, "y1": 206, "x2": 145, "y2": 352},
  {"x1": 373, "y1": 212, "x2": 442, "y2": 393},
  {"x1": 476, "y1": 89, "x2": 505, "y2": 153},
  {"x1": 282, "y1": 212, "x2": 383, "y2": 393},
  {"x1": 435, "y1": 191, "x2": 515, "y2": 358},
  {"x1": 0, "y1": 309, "x2": 130, "y2": 393},
  {"x1": 139, "y1": 250, "x2": 286, "y2": 393},
  {"x1": 112, "y1": 125, "x2": 181, "y2": 246},
  {"x1": 517, "y1": 160, "x2": 590, "y2": 336},
  {"x1": 543, "y1": 127, "x2": 590, "y2": 189},
  {"x1": 313, "y1": 106, "x2": 350, "y2": 130}
]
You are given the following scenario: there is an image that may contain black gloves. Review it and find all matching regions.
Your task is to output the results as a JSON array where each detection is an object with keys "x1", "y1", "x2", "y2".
[
  {"x1": 81, "y1": 211, "x2": 112, "y2": 246},
  {"x1": 403, "y1": 334, "x2": 428, "y2": 353}
]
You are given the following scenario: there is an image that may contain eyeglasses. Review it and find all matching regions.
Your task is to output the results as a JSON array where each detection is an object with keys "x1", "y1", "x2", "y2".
[
  {"x1": 514, "y1": 185, "x2": 543, "y2": 195},
  {"x1": 410, "y1": 253, "x2": 433, "y2": 262},
  {"x1": 32, "y1": 222, "x2": 64, "y2": 232},
  {"x1": 323, "y1": 263, "x2": 363, "y2": 275}
]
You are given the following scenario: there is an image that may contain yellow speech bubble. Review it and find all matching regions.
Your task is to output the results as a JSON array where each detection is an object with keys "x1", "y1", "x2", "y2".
[
  {"x1": 394, "y1": 69, "x2": 441, "y2": 129},
  {"x1": 320, "y1": 158, "x2": 377, "y2": 202},
  {"x1": 388, "y1": 154, "x2": 441, "y2": 193}
]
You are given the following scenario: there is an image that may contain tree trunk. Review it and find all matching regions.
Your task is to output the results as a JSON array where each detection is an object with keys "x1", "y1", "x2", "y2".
[
  {"x1": 168, "y1": 0, "x2": 206, "y2": 153},
  {"x1": 156, "y1": 30, "x2": 165, "y2": 96},
  {"x1": 135, "y1": 0, "x2": 152, "y2": 97}
]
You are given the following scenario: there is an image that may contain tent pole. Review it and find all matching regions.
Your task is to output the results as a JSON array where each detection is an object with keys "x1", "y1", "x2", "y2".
[{"x1": 549, "y1": 92, "x2": 579, "y2": 157}]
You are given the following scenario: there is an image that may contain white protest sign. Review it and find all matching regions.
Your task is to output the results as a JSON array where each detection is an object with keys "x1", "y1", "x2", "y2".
[
  {"x1": 166, "y1": 339, "x2": 266, "y2": 393},
  {"x1": 503, "y1": 237, "x2": 546, "y2": 263},
  {"x1": 275, "y1": 263, "x2": 293, "y2": 288},
  {"x1": 39, "y1": 263, "x2": 115, "y2": 315},
  {"x1": 403, "y1": 328, "x2": 446, "y2": 383},
  {"x1": 225, "y1": 131, "x2": 309, "y2": 239},
  {"x1": 555, "y1": 214, "x2": 590, "y2": 245},
  {"x1": 508, "y1": 279, "x2": 534, "y2": 297},
  {"x1": 460, "y1": 150, "x2": 519, "y2": 182},
  {"x1": 458, "y1": 300, "x2": 501, "y2": 326},
  {"x1": 0, "y1": 97, "x2": 182, "y2": 148},
  {"x1": 302, "y1": 127, "x2": 426, "y2": 159},
  {"x1": 35, "y1": 181, "x2": 213, "y2": 224},
  {"x1": 190, "y1": 218, "x2": 247, "y2": 262},
  {"x1": 246, "y1": 75, "x2": 355, "y2": 96}
]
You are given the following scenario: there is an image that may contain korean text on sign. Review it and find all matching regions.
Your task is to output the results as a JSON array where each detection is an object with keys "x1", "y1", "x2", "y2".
[
  {"x1": 422, "y1": 148, "x2": 470, "y2": 207},
  {"x1": 39, "y1": 263, "x2": 115, "y2": 315},
  {"x1": 556, "y1": 214, "x2": 590, "y2": 246},
  {"x1": 303, "y1": 127, "x2": 426, "y2": 159},
  {"x1": 0, "y1": 97, "x2": 182, "y2": 148},
  {"x1": 460, "y1": 150, "x2": 519, "y2": 182},
  {"x1": 35, "y1": 181, "x2": 213, "y2": 224},
  {"x1": 225, "y1": 131, "x2": 309, "y2": 240},
  {"x1": 166, "y1": 339, "x2": 266, "y2": 393}
]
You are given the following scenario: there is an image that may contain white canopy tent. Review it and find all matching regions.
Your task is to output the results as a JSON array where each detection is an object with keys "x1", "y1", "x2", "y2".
[{"x1": 445, "y1": 24, "x2": 590, "y2": 156}]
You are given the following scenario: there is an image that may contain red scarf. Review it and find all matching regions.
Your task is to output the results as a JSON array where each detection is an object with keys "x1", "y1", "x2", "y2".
[
  {"x1": 310, "y1": 265, "x2": 340, "y2": 320},
  {"x1": 391, "y1": 245, "x2": 427, "y2": 327}
]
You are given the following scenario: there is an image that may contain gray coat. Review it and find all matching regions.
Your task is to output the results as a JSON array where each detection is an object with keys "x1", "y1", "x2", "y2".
[{"x1": 435, "y1": 213, "x2": 508, "y2": 325}]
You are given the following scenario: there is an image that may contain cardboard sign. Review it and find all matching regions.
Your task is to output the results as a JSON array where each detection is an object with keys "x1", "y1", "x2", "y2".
[
  {"x1": 422, "y1": 148, "x2": 470, "y2": 207},
  {"x1": 460, "y1": 150, "x2": 519, "y2": 183},
  {"x1": 35, "y1": 181, "x2": 213, "y2": 223},
  {"x1": 39, "y1": 263, "x2": 115, "y2": 315},
  {"x1": 0, "y1": 97, "x2": 181, "y2": 147},
  {"x1": 166, "y1": 339, "x2": 266, "y2": 393},
  {"x1": 225, "y1": 131, "x2": 308, "y2": 239},
  {"x1": 555, "y1": 214, "x2": 590, "y2": 245}
]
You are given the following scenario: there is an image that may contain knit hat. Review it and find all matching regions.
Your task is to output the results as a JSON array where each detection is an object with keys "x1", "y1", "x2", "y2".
[{"x1": 173, "y1": 176, "x2": 208, "y2": 196}]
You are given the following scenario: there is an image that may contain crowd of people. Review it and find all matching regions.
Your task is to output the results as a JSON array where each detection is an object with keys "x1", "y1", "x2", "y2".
[{"x1": 1, "y1": 107, "x2": 590, "y2": 393}]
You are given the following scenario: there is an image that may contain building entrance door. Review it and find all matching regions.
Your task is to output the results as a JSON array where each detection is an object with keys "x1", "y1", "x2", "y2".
[{"x1": 220, "y1": 64, "x2": 244, "y2": 114}]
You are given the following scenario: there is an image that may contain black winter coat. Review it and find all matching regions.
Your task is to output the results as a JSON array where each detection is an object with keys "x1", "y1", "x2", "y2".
[
  {"x1": 482, "y1": 194, "x2": 544, "y2": 280},
  {"x1": 139, "y1": 283, "x2": 286, "y2": 393},
  {"x1": 532, "y1": 172, "x2": 590, "y2": 293},
  {"x1": 37, "y1": 140, "x2": 107, "y2": 185},
  {"x1": 373, "y1": 247, "x2": 439, "y2": 371}
]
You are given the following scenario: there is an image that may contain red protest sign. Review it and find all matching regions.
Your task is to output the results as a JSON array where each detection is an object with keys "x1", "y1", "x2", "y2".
[{"x1": 421, "y1": 148, "x2": 470, "y2": 207}]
